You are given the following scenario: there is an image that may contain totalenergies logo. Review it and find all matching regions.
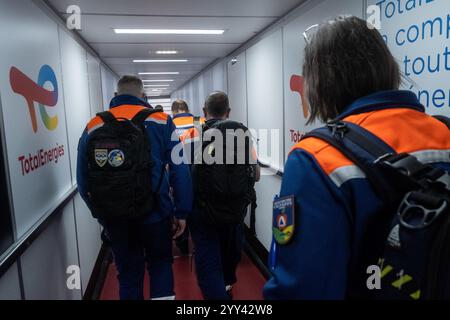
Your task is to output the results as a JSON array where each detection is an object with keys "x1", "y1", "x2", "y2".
[
  {"x1": 289, "y1": 74, "x2": 310, "y2": 144},
  {"x1": 9, "y1": 65, "x2": 59, "y2": 133},
  {"x1": 290, "y1": 74, "x2": 309, "y2": 119}
]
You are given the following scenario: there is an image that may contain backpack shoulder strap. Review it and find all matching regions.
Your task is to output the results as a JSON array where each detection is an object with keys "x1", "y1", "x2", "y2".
[
  {"x1": 97, "y1": 111, "x2": 116, "y2": 124},
  {"x1": 433, "y1": 115, "x2": 450, "y2": 130},
  {"x1": 302, "y1": 121, "x2": 396, "y2": 203},
  {"x1": 131, "y1": 108, "x2": 160, "y2": 125}
]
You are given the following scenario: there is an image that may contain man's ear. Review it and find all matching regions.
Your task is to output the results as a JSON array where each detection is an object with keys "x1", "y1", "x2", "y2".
[
  {"x1": 226, "y1": 108, "x2": 231, "y2": 118},
  {"x1": 203, "y1": 107, "x2": 207, "y2": 118}
]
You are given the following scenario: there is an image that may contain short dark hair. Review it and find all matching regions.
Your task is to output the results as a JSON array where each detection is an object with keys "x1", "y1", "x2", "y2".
[
  {"x1": 205, "y1": 92, "x2": 230, "y2": 118},
  {"x1": 117, "y1": 75, "x2": 144, "y2": 97},
  {"x1": 303, "y1": 16, "x2": 401, "y2": 124},
  {"x1": 171, "y1": 99, "x2": 189, "y2": 113}
]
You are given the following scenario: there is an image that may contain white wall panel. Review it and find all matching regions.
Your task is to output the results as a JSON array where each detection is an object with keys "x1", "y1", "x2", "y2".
[
  {"x1": 203, "y1": 68, "x2": 214, "y2": 98},
  {"x1": 101, "y1": 66, "x2": 116, "y2": 109},
  {"x1": 87, "y1": 53, "x2": 104, "y2": 116},
  {"x1": 198, "y1": 77, "x2": 205, "y2": 113},
  {"x1": 190, "y1": 78, "x2": 199, "y2": 115},
  {"x1": 247, "y1": 29, "x2": 284, "y2": 171},
  {"x1": 188, "y1": 81, "x2": 195, "y2": 111},
  {"x1": 21, "y1": 201, "x2": 81, "y2": 300},
  {"x1": 59, "y1": 29, "x2": 91, "y2": 181},
  {"x1": 0, "y1": 263, "x2": 22, "y2": 300},
  {"x1": 73, "y1": 193, "x2": 101, "y2": 296},
  {"x1": 212, "y1": 61, "x2": 227, "y2": 93},
  {"x1": 197, "y1": 74, "x2": 206, "y2": 115},
  {"x1": 227, "y1": 52, "x2": 248, "y2": 125}
]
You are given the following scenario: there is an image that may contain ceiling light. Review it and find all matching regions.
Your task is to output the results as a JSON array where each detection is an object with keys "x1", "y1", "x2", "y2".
[
  {"x1": 144, "y1": 84, "x2": 170, "y2": 87},
  {"x1": 155, "y1": 50, "x2": 179, "y2": 55},
  {"x1": 115, "y1": 29, "x2": 225, "y2": 35},
  {"x1": 139, "y1": 72, "x2": 180, "y2": 75},
  {"x1": 134, "y1": 59, "x2": 188, "y2": 63},
  {"x1": 142, "y1": 79, "x2": 174, "y2": 82}
]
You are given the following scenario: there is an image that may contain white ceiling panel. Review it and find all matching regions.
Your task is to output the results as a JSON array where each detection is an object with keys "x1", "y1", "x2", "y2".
[
  {"x1": 47, "y1": 0, "x2": 306, "y2": 94},
  {"x1": 76, "y1": 15, "x2": 276, "y2": 43},
  {"x1": 104, "y1": 57, "x2": 214, "y2": 65},
  {"x1": 49, "y1": 0, "x2": 303, "y2": 17},
  {"x1": 93, "y1": 43, "x2": 238, "y2": 58}
]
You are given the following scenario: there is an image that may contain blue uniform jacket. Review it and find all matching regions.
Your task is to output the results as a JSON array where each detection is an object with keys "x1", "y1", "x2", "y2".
[
  {"x1": 263, "y1": 90, "x2": 450, "y2": 299},
  {"x1": 76, "y1": 94, "x2": 193, "y2": 223}
]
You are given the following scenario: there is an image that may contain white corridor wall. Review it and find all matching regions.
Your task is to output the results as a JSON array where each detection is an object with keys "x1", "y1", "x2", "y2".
[{"x1": 0, "y1": 0, "x2": 118, "y2": 299}]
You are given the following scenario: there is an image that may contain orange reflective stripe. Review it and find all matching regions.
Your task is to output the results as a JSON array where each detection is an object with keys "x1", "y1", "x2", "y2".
[
  {"x1": 291, "y1": 108, "x2": 450, "y2": 176},
  {"x1": 87, "y1": 105, "x2": 144, "y2": 134},
  {"x1": 173, "y1": 116, "x2": 194, "y2": 127},
  {"x1": 109, "y1": 105, "x2": 145, "y2": 119},
  {"x1": 291, "y1": 137, "x2": 353, "y2": 175},
  {"x1": 345, "y1": 109, "x2": 450, "y2": 153},
  {"x1": 174, "y1": 116, "x2": 205, "y2": 128},
  {"x1": 86, "y1": 105, "x2": 170, "y2": 134},
  {"x1": 109, "y1": 105, "x2": 169, "y2": 122},
  {"x1": 148, "y1": 111, "x2": 169, "y2": 122}
]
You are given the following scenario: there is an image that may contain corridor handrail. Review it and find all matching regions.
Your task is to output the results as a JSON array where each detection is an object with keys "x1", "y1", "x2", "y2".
[{"x1": 257, "y1": 160, "x2": 284, "y2": 177}]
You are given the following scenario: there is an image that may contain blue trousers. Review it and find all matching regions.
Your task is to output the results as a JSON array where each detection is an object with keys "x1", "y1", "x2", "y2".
[
  {"x1": 102, "y1": 218, "x2": 174, "y2": 300},
  {"x1": 189, "y1": 210, "x2": 244, "y2": 300}
]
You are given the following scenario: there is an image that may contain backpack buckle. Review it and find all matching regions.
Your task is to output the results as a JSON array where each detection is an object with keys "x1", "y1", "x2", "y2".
[
  {"x1": 377, "y1": 153, "x2": 450, "y2": 189},
  {"x1": 436, "y1": 172, "x2": 450, "y2": 189},
  {"x1": 326, "y1": 121, "x2": 348, "y2": 138},
  {"x1": 376, "y1": 153, "x2": 427, "y2": 178},
  {"x1": 398, "y1": 191, "x2": 448, "y2": 230}
]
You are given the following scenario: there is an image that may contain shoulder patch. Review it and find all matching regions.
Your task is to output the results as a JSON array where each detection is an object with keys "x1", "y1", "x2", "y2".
[{"x1": 272, "y1": 195, "x2": 296, "y2": 245}]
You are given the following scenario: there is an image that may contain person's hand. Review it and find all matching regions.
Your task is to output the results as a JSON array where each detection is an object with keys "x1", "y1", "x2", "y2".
[{"x1": 172, "y1": 218, "x2": 186, "y2": 239}]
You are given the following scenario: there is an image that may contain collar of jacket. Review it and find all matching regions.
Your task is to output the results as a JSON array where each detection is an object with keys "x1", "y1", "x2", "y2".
[
  {"x1": 109, "y1": 94, "x2": 153, "y2": 109},
  {"x1": 173, "y1": 113, "x2": 194, "y2": 119},
  {"x1": 205, "y1": 118, "x2": 226, "y2": 125},
  {"x1": 336, "y1": 90, "x2": 425, "y2": 120}
]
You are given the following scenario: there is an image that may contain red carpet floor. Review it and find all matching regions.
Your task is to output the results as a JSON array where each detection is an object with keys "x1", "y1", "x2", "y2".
[{"x1": 100, "y1": 247, "x2": 266, "y2": 300}]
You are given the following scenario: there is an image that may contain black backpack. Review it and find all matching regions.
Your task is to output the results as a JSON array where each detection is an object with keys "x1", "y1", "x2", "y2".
[
  {"x1": 303, "y1": 115, "x2": 450, "y2": 300},
  {"x1": 86, "y1": 108, "x2": 162, "y2": 222},
  {"x1": 193, "y1": 120, "x2": 257, "y2": 226}
]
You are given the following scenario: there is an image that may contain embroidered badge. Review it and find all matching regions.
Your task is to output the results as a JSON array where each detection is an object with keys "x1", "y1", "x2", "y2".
[
  {"x1": 272, "y1": 196, "x2": 295, "y2": 245},
  {"x1": 108, "y1": 149, "x2": 125, "y2": 167},
  {"x1": 94, "y1": 149, "x2": 108, "y2": 167}
]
